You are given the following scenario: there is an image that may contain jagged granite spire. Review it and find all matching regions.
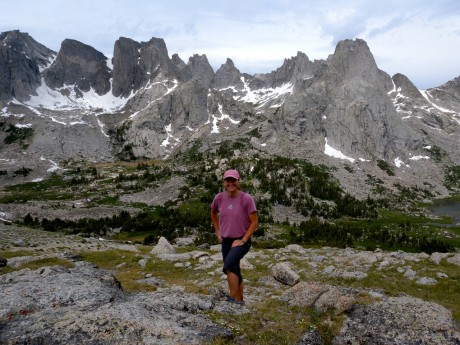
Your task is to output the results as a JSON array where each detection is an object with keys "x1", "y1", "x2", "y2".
[
  {"x1": 43, "y1": 39, "x2": 111, "y2": 96},
  {"x1": 213, "y1": 58, "x2": 243, "y2": 90},
  {"x1": 0, "y1": 30, "x2": 55, "y2": 101},
  {"x1": 187, "y1": 54, "x2": 214, "y2": 88},
  {"x1": 112, "y1": 37, "x2": 173, "y2": 98}
]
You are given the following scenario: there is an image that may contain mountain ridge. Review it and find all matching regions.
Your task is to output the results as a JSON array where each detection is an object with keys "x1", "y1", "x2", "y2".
[{"x1": 0, "y1": 30, "x2": 459, "y2": 199}]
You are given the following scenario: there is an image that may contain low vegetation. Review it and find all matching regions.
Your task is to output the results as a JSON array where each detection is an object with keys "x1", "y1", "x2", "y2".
[
  {"x1": 1, "y1": 140, "x2": 457, "y2": 254},
  {"x1": 1, "y1": 123, "x2": 34, "y2": 148}
]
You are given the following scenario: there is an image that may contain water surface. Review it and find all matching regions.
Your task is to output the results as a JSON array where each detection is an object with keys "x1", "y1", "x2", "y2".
[{"x1": 428, "y1": 199, "x2": 460, "y2": 226}]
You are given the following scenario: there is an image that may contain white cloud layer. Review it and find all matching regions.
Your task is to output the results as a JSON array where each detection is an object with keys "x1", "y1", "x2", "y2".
[{"x1": 2, "y1": 0, "x2": 460, "y2": 89}]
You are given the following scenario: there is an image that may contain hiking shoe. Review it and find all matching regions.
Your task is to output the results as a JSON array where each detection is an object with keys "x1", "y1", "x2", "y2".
[{"x1": 227, "y1": 296, "x2": 245, "y2": 305}]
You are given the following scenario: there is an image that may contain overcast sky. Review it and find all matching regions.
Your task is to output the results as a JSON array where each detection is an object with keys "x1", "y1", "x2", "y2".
[{"x1": 2, "y1": 0, "x2": 460, "y2": 89}]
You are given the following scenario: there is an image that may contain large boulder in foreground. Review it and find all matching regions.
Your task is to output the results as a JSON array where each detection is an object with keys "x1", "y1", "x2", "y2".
[
  {"x1": 281, "y1": 282, "x2": 356, "y2": 315},
  {"x1": 0, "y1": 262, "x2": 231, "y2": 344},
  {"x1": 333, "y1": 296, "x2": 460, "y2": 344}
]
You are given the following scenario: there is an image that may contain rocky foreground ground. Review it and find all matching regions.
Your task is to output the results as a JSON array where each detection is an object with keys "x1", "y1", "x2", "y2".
[{"x1": 1, "y1": 223, "x2": 460, "y2": 344}]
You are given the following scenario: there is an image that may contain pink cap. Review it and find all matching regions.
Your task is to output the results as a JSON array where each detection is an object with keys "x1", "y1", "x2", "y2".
[{"x1": 223, "y1": 169, "x2": 240, "y2": 180}]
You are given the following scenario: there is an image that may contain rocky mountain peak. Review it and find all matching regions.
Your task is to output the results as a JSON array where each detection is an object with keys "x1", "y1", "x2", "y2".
[
  {"x1": 111, "y1": 37, "x2": 141, "y2": 97},
  {"x1": 0, "y1": 30, "x2": 55, "y2": 101},
  {"x1": 139, "y1": 37, "x2": 171, "y2": 74},
  {"x1": 43, "y1": 38, "x2": 111, "y2": 96},
  {"x1": 213, "y1": 58, "x2": 243, "y2": 90},
  {"x1": 439, "y1": 76, "x2": 460, "y2": 95},
  {"x1": 187, "y1": 54, "x2": 215, "y2": 87},
  {"x1": 112, "y1": 36, "x2": 174, "y2": 98},
  {"x1": 275, "y1": 38, "x2": 422, "y2": 162},
  {"x1": 328, "y1": 38, "x2": 380, "y2": 82},
  {"x1": 0, "y1": 30, "x2": 55, "y2": 68},
  {"x1": 271, "y1": 51, "x2": 319, "y2": 87},
  {"x1": 171, "y1": 53, "x2": 192, "y2": 82},
  {"x1": 392, "y1": 73, "x2": 424, "y2": 100}
]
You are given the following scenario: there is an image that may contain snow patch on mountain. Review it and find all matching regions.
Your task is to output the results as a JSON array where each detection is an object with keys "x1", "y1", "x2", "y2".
[
  {"x1": 14, "y1": 123, "x2": 32, "y2": 128},
  {"x1": 409, "y1": 155, "x2": 430, "y2": 161},
  {"x1": 39, "y1": 54, "x2": 57, "y2": 72},
  {"x1": 24, "y1": 78, "x2": 132, "y2": 113},
  {"x1": 233, "y1": 77, "x2": 294, "y2": 108},
  {"x1": 388, "y1": 84, "x2": 412, "y2": 118},
  {"x1": 324, "y1": 138, "x2": 355, "y2": 163},
  {"x1": 209, "y1": 104, "x2": 240, "y2": 134},
  {"x1": 161, "y1": 124, "x2": 181, "y2": 150},
  {"x1": 420, "y1": 89, "x2": 458, "y2": 115},
  {"x1": 40, "y1": 156, "x2": 61, "y2": 172},
  {"x1": 394, "y1": 157, "x2": 409, "y2": 168}
]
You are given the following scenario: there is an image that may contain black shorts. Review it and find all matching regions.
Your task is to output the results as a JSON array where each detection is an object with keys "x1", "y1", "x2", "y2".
[{"x1": 221, "y1": 237, "x2": 251, "y2": 284}]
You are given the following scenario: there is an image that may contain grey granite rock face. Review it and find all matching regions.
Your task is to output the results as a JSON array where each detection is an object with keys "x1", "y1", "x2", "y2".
[
  {"x1": 0, "y1": 30, "x2": 55, "y2": 101},
  {"x1": 187, "y1": 54, "x2": 215, "y2": 88},
  {"x1": 112, "y1": 37, "x2": 173, "y2": 97},
  {"x1": 392, "y1": 73, "x2": 425, "y2": 100},
  {"x1": 0, "y1": 263, "x2": 232, "y2": 344},
  {"x1": 43, "y1": 39, "x2": 111, "y2": 96},
  {"x1": 427, "y1": 76, "x2": 460, "y2": 112},
  {"x1": 248, "y1": 51, "x2": 322, "y2": 90},
  {"x1": 213, "y1": 58, "x2": 243, "y2": 90},
  {"x1": 333, "y1": 296, "x2": 460, "y2": 345},
  {"x1": 270, "y1": 51, "x2": 320, "y2": 87},
  {"x1": 171, "y1": 53, "x2": 192, "y2": 82},
  {"x1": 275, "y1": 38, "x2": 421, "y2": 162}
]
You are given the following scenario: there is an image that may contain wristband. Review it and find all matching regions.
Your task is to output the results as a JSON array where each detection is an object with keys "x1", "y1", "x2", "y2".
[{"x1": 241, "y1": 239, "x2": 246, "y2": 244}]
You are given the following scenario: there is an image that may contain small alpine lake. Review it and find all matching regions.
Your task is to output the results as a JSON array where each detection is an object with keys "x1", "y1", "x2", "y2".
[{"x1": 428, "y1": 197, "x2": 460, "y2": 227}]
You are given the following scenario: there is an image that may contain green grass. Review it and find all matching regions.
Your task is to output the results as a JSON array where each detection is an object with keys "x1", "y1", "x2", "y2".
[
  {"x1": 112, "y1": 231, "x2": 149, "y2": 244},
  {"x1": 0, "y1": 250, "x2": 32, "y2": 258},
  {"x1": 79, "y1": 249, "x2": 212, "y2": 294},
  {"x1": 0, "y1": 174, "x2": 81, "y2": 203},
  {"x1": 208, "y1": 300, "x2": 343, "y2": 345}
]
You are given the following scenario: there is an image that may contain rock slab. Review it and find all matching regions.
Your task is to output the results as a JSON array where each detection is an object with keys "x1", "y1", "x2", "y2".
[
  {"x1": 0, "y1": 262, "x2": 231, "y2": 344},
  {"x1": 333, "y1": 296, "x2": 460, "y2": 345}
]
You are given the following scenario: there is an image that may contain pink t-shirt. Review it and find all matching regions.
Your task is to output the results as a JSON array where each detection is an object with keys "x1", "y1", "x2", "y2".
[{"x1": 211, "y1": 191, "x2": 257, "y2": 238}]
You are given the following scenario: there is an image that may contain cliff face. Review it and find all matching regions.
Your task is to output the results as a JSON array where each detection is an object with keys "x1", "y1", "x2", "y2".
[
  {"x1": 275, "y1": 39, "x2": 421, "y2": 161},
  {"x1": 43, "y1": 39, "x2": 111, "y2": 96},
  {"x1": 0, "y1": 30, "x2": 55, "y2": 101},
  {"x1": 112, "y1": 37, "x2": 175, "y2": 98}
]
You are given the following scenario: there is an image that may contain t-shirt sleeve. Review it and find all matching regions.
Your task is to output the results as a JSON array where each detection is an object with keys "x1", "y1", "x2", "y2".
[
  {"x1": 210, "y1": 193, "x2": 220, "y2": 212},
  {"x1": 246, "y1": 194, "x2": 257, "y2": 214}
]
